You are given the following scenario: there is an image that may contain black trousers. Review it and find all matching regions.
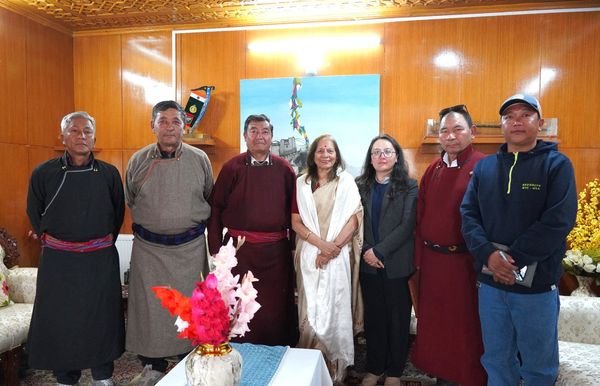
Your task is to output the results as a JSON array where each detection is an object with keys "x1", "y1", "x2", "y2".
[
  {"x1": 359, "y1": 271, "x2": 412, "y2": 377},
  {"x1": 54, "y1": 361, "x2": 113, "y2": 384}
]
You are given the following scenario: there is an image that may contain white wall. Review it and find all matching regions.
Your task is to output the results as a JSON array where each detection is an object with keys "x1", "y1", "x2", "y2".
[{"x1": 115, "y1": 234, "x2": 133, "y2": 284}]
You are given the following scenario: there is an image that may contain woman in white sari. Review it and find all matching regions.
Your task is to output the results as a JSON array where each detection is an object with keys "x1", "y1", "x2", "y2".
[{"x1": 292, "y1": 134, "x2": 363, "y2": 384}]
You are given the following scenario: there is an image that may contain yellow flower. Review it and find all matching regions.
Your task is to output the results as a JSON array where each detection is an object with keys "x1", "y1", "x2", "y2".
[
  {"x1": 567, "y1": 179, "x2": 600, "y2": 255},
  {"x1": 564, "y1": 178, "x2": 600, "y2": 280}
]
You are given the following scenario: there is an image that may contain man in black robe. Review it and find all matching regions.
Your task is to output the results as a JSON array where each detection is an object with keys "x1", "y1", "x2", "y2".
[{"x1": 26, "y1": 111, "x2": 125, "y2": 386}]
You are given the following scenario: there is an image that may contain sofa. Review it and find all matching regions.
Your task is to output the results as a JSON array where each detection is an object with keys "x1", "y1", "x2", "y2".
[
  {"x1": 557, "y1": 294, "x2": 600, "y2": 385},
  {"x1": 0, "y1": 228, "x2": 37, "y2": 386}
]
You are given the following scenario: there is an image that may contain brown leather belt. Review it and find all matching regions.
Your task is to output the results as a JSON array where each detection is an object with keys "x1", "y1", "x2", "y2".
[{"x1": 423, "y1": 240, "x2": 468, "y2": 254}]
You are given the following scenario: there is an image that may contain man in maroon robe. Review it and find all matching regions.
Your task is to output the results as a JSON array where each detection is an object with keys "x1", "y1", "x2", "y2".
[
  {"x1": 411, "y1": 105, "x2": 487, "y2": 385},
  {"x1": 208, "y1": 114, "x2": 298, "y2": 346}
]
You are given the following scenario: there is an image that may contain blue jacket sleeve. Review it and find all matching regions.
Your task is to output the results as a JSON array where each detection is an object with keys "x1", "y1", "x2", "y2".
[{"x1": 460, "y1": 165, "x2": 496, "y2": 270}]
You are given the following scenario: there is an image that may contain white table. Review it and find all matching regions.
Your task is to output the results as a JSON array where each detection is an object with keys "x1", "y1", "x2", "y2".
[{"x1": 157, "y1": 347, "x2": 332, "y2": 386}]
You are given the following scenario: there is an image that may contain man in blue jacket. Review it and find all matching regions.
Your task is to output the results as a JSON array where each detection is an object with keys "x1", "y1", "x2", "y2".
[{"x1": 460, "y1": 94, "x2": 577, "y2": 385}]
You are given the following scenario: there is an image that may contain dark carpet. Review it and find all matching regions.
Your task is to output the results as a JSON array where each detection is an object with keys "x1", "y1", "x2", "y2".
[{"x1": 19, "y1": 336, "x2": 453, "y2": 385}]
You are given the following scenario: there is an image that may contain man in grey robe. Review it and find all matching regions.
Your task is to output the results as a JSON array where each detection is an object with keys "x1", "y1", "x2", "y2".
[{"x1": 125, "y1": 100, "x2": 213, "y2": 385}]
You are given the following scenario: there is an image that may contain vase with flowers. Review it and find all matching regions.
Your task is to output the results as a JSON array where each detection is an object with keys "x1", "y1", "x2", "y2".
[
  {"x1": 152, "y1": 237, "x2": 260, "y2": 386},
  {"x1": 563, "y1": 178, "x2": 600, "y2": 296}
]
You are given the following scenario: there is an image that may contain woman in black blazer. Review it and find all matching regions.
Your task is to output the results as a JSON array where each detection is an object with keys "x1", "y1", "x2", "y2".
[{"x1": 355, "y1": 134, "x2": 417, "y2": 386}]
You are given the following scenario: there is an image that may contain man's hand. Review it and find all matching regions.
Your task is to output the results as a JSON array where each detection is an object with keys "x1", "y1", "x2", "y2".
[
  {"x1": 363, "y1": 248, "x2": 384, "y2": 269},
  {"x1": 487, "y1": 250, "x2": 517, "y2": 285}
]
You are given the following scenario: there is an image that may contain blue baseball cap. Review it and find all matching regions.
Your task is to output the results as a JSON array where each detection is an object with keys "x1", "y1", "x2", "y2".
[{"x1": 499, "y1": 93, "x2": 542, "y2": 118}]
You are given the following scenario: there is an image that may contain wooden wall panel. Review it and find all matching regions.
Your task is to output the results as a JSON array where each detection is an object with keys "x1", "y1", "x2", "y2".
[
  {"x1": 95, "y1": 149, "x2": 124, "y2": 178},
  {"x1": 26, "y1": 23, "x2": 74, "y2": 147},
  {"x1": 540, "y1": 12, "x2": 600, "y2": 147},
  {"x1": 459, "y1": 15, "x2": 543, "y2": 124},
  {"x1": 404, "y1": 148, "x2": 437, "y2": 180},
  {"x1": 245, "y1": 24, "x2": 384, "y2": 79},
  {"x1": 0, "y1": 9, "x2": 73, "y2": 267},
  {"x1": 382, "y1": 22, "x2": 430, "y2": 148},
  {"x1": 0, "y1": 144, "x2": 32, "y2": 265},
  {"x1": 178, "y1": 31, "x2": 246, "y2": 149},
  {"x1": 562, "y1": 148, "x2": 600, "y2": 192},
  {"x1": 74, "y1": 35, "x2": 123, "y2": 150},
  {"x1": 121, "y1": 32, "x2": 173, "y2": 150},
  {"x1": 0, "y1": 8, "x2": 27, "y2": 145},
  {"x1": 382, "y1": 15, "x2": 543, "y2": 148}
]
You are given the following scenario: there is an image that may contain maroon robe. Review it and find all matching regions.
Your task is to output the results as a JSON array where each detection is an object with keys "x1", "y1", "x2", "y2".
[
  {"x1": 208, "y1": 152, "x2": 298, "y2": 346},
  {"x1": 411, "y1": 145, "x2": 487, "y2": 386}
]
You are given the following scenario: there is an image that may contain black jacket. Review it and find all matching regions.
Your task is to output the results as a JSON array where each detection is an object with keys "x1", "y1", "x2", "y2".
[{"x1": 359, "y1": 178, "x2": 418, "y2": 279}]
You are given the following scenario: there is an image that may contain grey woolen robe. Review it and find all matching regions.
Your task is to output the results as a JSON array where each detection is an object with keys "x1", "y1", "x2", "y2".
[{"x1": 125, "y1": 142, "x2": 213, "y2": 357}]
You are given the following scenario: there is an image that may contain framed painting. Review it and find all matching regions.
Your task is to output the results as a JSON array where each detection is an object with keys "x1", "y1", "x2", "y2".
[{"x1": 240, "y1": 74, "x2": 380, "y2": 176}]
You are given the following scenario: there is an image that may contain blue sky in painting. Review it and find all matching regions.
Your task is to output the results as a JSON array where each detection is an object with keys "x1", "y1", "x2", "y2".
[{"x1": 240, "y1": 74, "x2": 379, "y2": 176}]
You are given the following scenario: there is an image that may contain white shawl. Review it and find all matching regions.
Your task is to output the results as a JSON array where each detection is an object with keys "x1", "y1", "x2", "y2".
[{"x1": 296, "y1": 170, "x2": 361, "y2": 365}]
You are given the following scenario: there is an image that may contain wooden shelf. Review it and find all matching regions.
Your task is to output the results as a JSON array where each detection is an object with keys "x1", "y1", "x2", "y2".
[
  {"x1": 183, "y1": 137, "x2": 215, "y2": 146},
  {"x1": 420, "y1": 135, "x2": 559, "y2": 154},
  {"x1": 422, "y1": 135, "x2": 558, "y2": 145}
]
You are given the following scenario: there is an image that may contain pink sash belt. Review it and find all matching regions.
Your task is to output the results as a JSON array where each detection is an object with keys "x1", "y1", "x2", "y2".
[
  {"x1": 227, "y1": 228, "x2": 287, "y2": 244},
  {"x1": 41, "y1": 233, "x2": 113, "y2": 253}
]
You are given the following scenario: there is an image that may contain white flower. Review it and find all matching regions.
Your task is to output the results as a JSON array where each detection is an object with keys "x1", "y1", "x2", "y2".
[
  {"x1": 230, "y1": 271, "x2": 261, "y2": 338},
  {"x1": 210, "y1": 239, "x2": 261, "y2": 339},
  {"x1": 565, "y1": 249, "x2": 580, "y2": 259},
  {"x1": 174, "y1": 316, "x2": 189, "y2": 332},
  {"x1": 563, "y1": 249, "x2": 600, "y2": 278},
  {"x1": 213, "y1": 239, "x2": 243, "y2": 317}
]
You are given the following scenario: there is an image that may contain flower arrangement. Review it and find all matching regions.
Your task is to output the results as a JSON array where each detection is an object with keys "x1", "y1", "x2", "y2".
[
  {"x1": 152, "y1": 238, "x2": 260, "y2": 346},
  {"x1": 563, "y1": 178, "x2": 600, "y2": 282}
]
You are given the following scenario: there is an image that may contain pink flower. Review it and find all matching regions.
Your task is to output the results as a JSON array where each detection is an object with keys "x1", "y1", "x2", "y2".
[
  {"x1": 2, "y1": 280, "x2": 8, "y2": 296},
  {"x1": 190, "y1": 274, "x2": 230, "y2": 346}
]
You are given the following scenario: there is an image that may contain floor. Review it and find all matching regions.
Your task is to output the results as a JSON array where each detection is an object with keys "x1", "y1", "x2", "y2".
[{"x1": 18, "y1": 336, "x2": 455, "y2": 385}]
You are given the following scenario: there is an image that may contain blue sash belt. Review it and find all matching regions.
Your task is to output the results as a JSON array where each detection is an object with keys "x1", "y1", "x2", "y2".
[{"x1": 132, "y1": 223, "x2": 205, "y2": 246}]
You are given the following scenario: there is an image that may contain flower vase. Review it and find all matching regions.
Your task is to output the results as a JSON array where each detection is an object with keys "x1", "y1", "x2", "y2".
[
  {"x1": 571, "y1": 276, "x2": 595, "y2": 297},
  {"x1": 185, "y1": 342, "x2": 243, "y2": 386}
]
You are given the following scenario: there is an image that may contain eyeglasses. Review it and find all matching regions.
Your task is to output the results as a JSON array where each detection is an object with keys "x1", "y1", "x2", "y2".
[
  {"x1": 439, "y1": 104, "x2": 468, "y2": 120},
  {"x1": 371, "y1": 149, "x2": 396, "y2": 158}
]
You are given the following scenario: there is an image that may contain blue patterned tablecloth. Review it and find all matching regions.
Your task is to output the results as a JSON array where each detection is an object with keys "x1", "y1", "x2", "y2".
[{"x1": 231, "y1": 343, "x2": 288, "y2": 386}]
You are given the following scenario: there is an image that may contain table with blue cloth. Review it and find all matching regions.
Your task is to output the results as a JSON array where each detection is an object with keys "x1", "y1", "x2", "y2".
[{"x1": 157, "y1": 343, "x2": 332, "y2": 386}]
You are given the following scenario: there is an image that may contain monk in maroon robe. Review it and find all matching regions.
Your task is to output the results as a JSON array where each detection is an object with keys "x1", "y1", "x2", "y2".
[
  {"x1": 411, "y1": 105, "x2": 487, "y2": 386},
  {"x1": 208, "y1": 114, "x2": 298, "y2": 346}
]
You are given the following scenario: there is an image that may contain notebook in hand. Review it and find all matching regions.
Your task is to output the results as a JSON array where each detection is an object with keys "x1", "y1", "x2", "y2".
[{"x1": 481, "y1": 243, "x2": 537, "y2": 288}]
